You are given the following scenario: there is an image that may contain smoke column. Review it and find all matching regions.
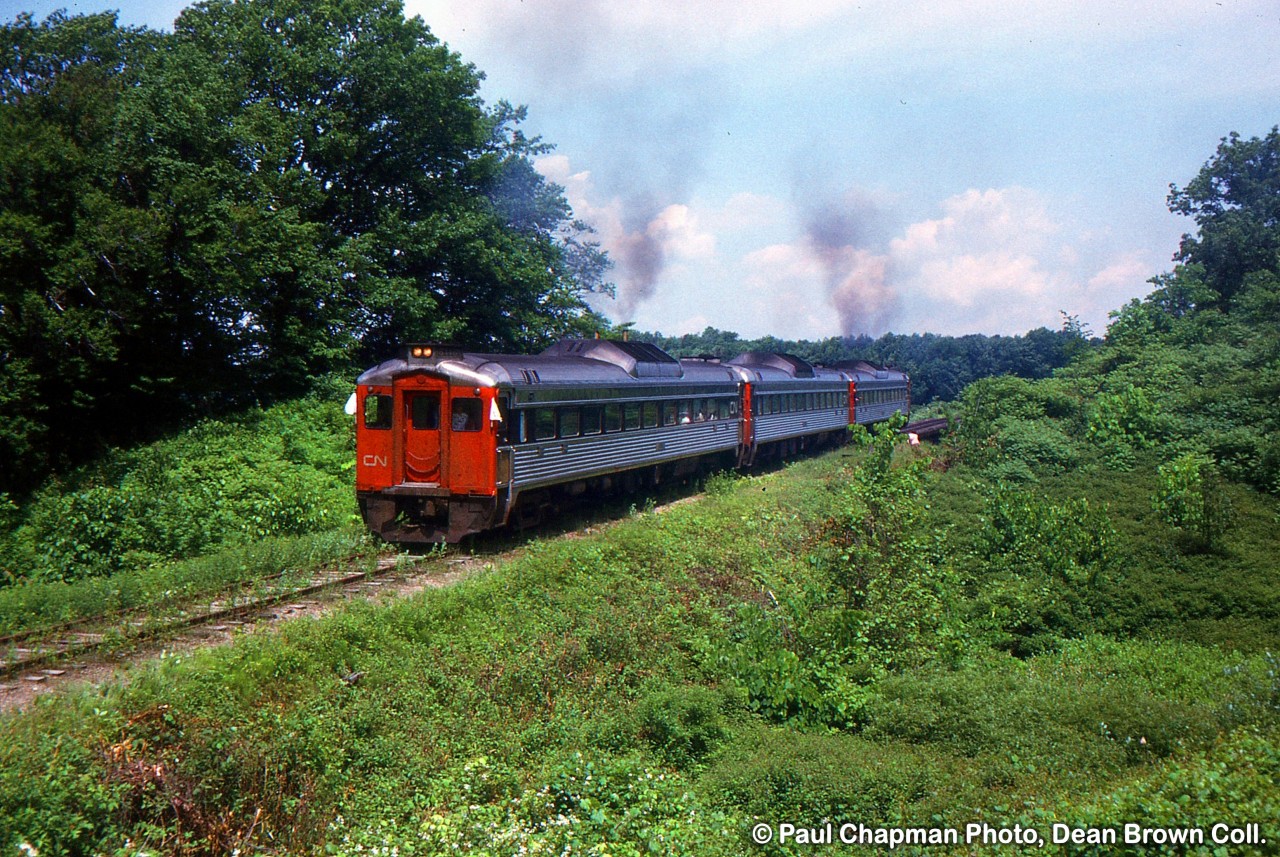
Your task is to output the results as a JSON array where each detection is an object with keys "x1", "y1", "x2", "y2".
[
  {"x1": 802, "y1": 198, "x2": 899, "y2": 336},
  {"x1": 615, "y1": 196, "x2": 668, "y2": 318}
]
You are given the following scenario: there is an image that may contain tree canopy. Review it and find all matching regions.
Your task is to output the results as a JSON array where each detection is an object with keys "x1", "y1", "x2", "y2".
[
  {"x1": 637, "y1": 321, "x2": 1092, "y2": 405},
  {"x1": 0, "y1": 3, "x2": 610, "y2": 493},
  {"x1": 1168, "y1": 126, "x2": 1280, "y2": 306}
]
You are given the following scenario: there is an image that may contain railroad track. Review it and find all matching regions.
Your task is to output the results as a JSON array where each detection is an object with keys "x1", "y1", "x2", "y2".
[
  {"x1": 901, "y1": 417, "x2": 949, "y2": 438},
  {"x1": 0, "y1": 551, "x2": 415, "y2": 685}
]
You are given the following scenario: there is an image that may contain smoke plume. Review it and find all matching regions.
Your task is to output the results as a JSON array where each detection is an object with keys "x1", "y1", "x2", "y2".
[
  {"x1": 615, "y1": 196, "x2": 669, "y2": 318},
  {"x1": 801, "y1": 195, "x2": 900, "y2": 336}
]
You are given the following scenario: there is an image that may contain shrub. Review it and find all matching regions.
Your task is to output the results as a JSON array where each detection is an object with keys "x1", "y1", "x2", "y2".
[
  {"x1": 701, "y1": 726, "x2": 937, "y2": 825},
  {"x1": 1153, "y1": 452, "x2": 1234, "y2": 550},
  {"x1": 992, "y1": 415, "x2": 1080, "y2": 474},
  {"x1": 5, "y1": 394, "x2": 356, "y2": 584},
  {"x1": 633, "y1": 683, "x2": 730, "y2": 767}
]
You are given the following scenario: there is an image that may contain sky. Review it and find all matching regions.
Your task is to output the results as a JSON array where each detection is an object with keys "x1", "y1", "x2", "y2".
[{"x1": 6, "y1": 1, "x2": 1279, "y2": 340}]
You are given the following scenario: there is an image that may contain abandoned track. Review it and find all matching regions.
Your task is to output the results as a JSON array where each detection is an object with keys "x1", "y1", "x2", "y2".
[
  {"x1": 0, "y1": 549, "x2": 488, "y2": 709},
  {"x1": 0, "y1": 553, "x2": 378, "y2": 678},
  {"x1": 901, "y1": 417, "x2": 949, "y2": 438}
]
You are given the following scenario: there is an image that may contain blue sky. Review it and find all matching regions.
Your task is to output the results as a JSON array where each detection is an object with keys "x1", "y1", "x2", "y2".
[{"x1": 7, "y1": 0, "x2": 1278, "y2": 339}]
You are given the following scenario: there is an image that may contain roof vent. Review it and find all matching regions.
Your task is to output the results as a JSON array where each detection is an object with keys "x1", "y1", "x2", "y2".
[
  {"x1": 727, "y1": 352, "x2": 816, "y2": 378},
  {"x1": 541, "y1": 339, "x2": 683, "y2": 378}
]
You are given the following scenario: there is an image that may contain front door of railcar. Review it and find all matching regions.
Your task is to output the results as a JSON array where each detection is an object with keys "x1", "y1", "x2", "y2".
[{"x1": 403, "y1": 390, "x2": 444, "y2": 484}]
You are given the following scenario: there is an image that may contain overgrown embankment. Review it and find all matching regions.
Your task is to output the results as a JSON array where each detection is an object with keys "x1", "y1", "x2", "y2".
[{"x1": 2, "y1": 424, "x2": 1277, "y2": 855}]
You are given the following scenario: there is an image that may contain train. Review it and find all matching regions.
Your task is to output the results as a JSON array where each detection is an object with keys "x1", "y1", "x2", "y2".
[{"x1": 353, "y1": 339, "x2": 909, "y2": 543}]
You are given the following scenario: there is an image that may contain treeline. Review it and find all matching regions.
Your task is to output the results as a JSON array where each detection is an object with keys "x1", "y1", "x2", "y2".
[
  {"x1": 958, "y1": 127, "x2": 1280, "y2": 496},
  {"x1": 0, "y1": 2, "x2": 610, "y2": 495},
  {"x1": 637, "y1": 321, "x2": 1092, "y2": 404}
]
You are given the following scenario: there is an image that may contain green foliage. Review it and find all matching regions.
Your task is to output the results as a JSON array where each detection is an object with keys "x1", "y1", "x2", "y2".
[
  {"x1": 976, "y1": 487, "x2": 1118, "y2": 587},
  {"x1": 989, "y1": 415, "x2": 1080, "y2": 476},
  {"x1": 969, "y1": 485, "x2": 1119, "y2": 655},
  {"x1": 632, "y1": 683, "x2": 731, "y2": 767},
  {"x1": 0, "y1": 4, "x2": 611, "y2": 495},
  {"x1": 0, "y1": 439, "x2": 1275, "y2": 853},
  {"x1": 1153, "y1": 453, "x2": 1234, "y2": 550},
  {"x1": 719, "y1": 420, "x2": 966, "y2": 729},
  {"x1": 700, "y1": 726, "x2": 936, "y2": 825},
  {"x1": 1043, "y1": 726, "x2": 1280, "y2": 857},
  {"x1": 0, "y1": 529, "x2": 370, "y2": 638},
  {"x1": 0, "y1": 394, "x2": 355, "y2": 583},
  {"x1": 1168, "y1": 127, "x2": 1280, "y2": 305},
  {"x1": 1086, "y1": 383, "x2": 1162, "y2": 468},
  {"x1": 329, "y1": 754, "x2": 742, "y2": 856},
  {"x1": 950, "y1": 375, "x2": 1084, "y2": 472}
]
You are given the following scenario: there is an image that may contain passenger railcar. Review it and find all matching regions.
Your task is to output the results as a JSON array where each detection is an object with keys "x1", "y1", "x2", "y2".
[{"x1": 354, "y1": 339, "x2": 908, "y2": 543}]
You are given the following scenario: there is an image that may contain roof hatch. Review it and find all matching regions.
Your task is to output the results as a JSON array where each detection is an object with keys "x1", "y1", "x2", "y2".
[{"x1": 541, "y1": 339, "x2": 684, "y2": 378}]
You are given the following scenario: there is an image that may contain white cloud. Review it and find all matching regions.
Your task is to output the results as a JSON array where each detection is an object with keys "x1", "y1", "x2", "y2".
[
  {"x1": 543, "y1": 152, "x2": 1161, "y2": 339},
  {"x1": 410, "y1": 0, "x2": 1280, "y2": 100}
]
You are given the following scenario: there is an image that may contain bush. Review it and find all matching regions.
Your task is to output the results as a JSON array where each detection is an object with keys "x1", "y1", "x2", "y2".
[
  {"x1": 992, "y1": 415, "x2": 1080, "y2": 474},
  {"x1": 633, "y1": 683, "x2": 731, "y2": 767},
  {"x1": 701, "y1": 726, "x2": 937, "y2": 825},
  {"x1": 4, "y1": 394, "x2": 356, "y2": 583},
  {"x1": 1153, "y1": 453, "x2": 1234, "y2": 550}
]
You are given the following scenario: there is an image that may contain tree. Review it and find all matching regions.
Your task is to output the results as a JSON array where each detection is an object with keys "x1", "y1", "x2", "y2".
[
  {"x1": 0, "y1": 12, "x2": 160, "y2": 486},
  {"x1": 1153, "y1": 453, "x2": 1234, "y2": 551},
  {"x1": 1168, "y1": 127, "x2": 1280, "y2": 304},
  {"x1": 0, "y1": 3, "x2": 611, "y2": 494}
]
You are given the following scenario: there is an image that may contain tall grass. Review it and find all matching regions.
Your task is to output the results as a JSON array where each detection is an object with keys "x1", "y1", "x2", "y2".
[{"x1": 0, "y1": 445, "x2": 1275, "y2": 856}]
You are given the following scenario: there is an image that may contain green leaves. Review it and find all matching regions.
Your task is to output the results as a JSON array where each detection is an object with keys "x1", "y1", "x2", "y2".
[
  {"x1": 1169, "y1": 127, "x2": 1280, "y2": 305},
  {"x1": 1153, "y1": 452, "x2": 1234, "y2": 551},
  {"x1": 0, "y1": 3, "x2": 611, "y2": 494}
]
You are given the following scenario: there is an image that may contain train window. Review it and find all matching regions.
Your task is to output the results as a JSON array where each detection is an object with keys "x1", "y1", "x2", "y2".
[
  {"x1": 662, "y1": 401, "x2": 677, "y2": 426},
  {"x1": 410, "y1": 393, "x2": 440, "y2": 430},
  {"x1": 806, "y1": 394, "x2": 815, "y2": 410},
  {"x1": 604, "y1": 403, "x2": 623, "y2": 432},
  {"x1": 582, "y1": 406, "x2": 603, "y2": 435},
  {"x1": 364, "y1": 394, "x2": 393, "y2": 429},
  {"x1": 625, "y1": 403, "x2": 642, "y2": 430},
  {"x1": 559, "y1": 408, "x2": 581, "y2": 437},
  {"x1": 642, "y1": 402, "x2": 659, "y2": 428},
  {"x1": 717, "y1": 399, "x2": 731, "y2": 419},
  {"x1": 677, "y1": 401, "x2": 692, "y2": 424},
  {"x1": 451, "y1": 397, "x2": 482, "y2": 431},
  {"x1": 534, "y1": 408, "x2": 556, "y2": 441},
  {"x1": 695, "y1": 399, "x2": 709, "y2": 421}
]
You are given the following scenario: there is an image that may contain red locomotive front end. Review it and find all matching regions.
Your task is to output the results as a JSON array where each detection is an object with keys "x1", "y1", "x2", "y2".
[{"x1": 354, "y1": 345, "x2": 504, "y2": 543}]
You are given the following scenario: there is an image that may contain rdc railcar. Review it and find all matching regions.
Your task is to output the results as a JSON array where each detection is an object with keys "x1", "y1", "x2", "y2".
[{"x1": 353, "y1": 339, "x2": 908, "y2": 543}]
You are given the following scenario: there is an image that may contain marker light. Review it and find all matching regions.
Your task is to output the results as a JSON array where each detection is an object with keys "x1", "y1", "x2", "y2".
[{"x1": 410, "y1": 346, "x2": 433, "y2": 359}]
